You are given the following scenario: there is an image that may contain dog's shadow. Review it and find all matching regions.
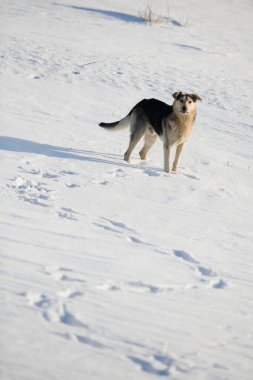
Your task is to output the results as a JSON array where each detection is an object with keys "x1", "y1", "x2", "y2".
[{"x1": 0, "y1": 136, "x2": 160, "y2": 173}]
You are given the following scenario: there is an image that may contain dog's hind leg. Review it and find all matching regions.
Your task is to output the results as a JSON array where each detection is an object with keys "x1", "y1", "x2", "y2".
[
  {"x1": 124, "y1": 128, "x2": 146, "y2": 162},
  {"x1": 172, "y1": 143, "x2": 184, "y2": 172},
  {"x1": 139, "y1": 128, "x2": 157, "y2": 160},
  {"x1": 124, "y1": 113, "x2": 147, "y2": 163}
]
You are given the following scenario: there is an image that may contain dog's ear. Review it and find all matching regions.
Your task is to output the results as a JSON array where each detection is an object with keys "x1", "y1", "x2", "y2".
[
  {"x1": 173, "y1": 91, "x2": 182, "y2": 100},
  {"x1": 190, "y1": 93, "x2": 202, "y2": 102}
]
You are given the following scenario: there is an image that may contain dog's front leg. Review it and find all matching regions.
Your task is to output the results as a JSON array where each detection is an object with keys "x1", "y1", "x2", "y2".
[
  {"x1": 163, "y1": 143, "x2": 170, "y2": 173},
  {"x1": 163, "y1": 122, "x2": 171, "y2": 173},
  {"x1": 172, "y1": 143, "x2": 184, "y2": 172}
]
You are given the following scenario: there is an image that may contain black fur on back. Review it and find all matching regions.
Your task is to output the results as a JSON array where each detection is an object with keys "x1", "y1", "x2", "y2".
[
  {"x1": 99, "y1": 98, "x2": 173, "y2": 134},
  {"x1": 131, "y1": 98, "x2": 173, "y2": 135}
]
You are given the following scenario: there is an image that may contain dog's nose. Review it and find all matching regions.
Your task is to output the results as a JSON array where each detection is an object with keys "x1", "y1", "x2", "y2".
[{"x1": 182, "y1": 106, "x2": 187, "y2": 113}]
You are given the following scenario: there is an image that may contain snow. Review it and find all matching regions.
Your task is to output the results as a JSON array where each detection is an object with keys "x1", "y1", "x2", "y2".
[{"x1": 1, "y1": 0, "x2": 253, "y2": 379}]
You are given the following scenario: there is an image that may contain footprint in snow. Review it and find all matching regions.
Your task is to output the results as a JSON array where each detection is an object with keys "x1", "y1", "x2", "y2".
[
  {"x1": 212, "y1": 279, "x2": 227, "y2": 289},
  {"x1": 100, "y1": 217, "x2": 135, "y2": 231},
  {"x1": 106, "y1": 168, "x2": 126, "y2": 177},
  {"x1": 55, "y1": 332, "x2": 107, "y2": 349},
  {"x1": 11, "y1": 177, "x2": 54, "y2": 207},
  {"x1": 64, "y1": 182, "x2": 80, "y2": 188},
  {"x1": 173, "y1": 249, "x2": 199, "y2": 264},
  {"x1": 91, "y1": 179, "x2": 109, "y2": 186},
  {"x1": 95, "y1": 217, "x2": 157, "y2": 250},
  {"x1": 58, "y1": 207, "x2": 78, "y2": 220},
  {"x1": 27, "y1": 74, "x2": 44, "y2": 80},
  {"x1": 18, "y1": 166, "x2": 41, "y2": 175},
  {"x1": 128, "y1": 353, "x2": 177, "y2": 377},
  {"x1": 126, "y1": 235, "x2": 154, "y2": 248},
  {"x1": 95, "y1": 217, "x2": 136, "y2": 234},
  {"x1": 43, "y1": 303, "x2": 88, "y2": 328},
  {"x1": 45, "y1": 266, "x2": 85, "y2": 284},
  {"x1": 182, "y1": 173, "x2": 200, "y2": 180},
  {"x1": 172, "y1": 249, "x2": 228, "y2": 289},
  {"x1": 97, "y1": 280, "x2": 174, "y2": 294},
  {"x1": 95, "y1": 217, "x2": 155, "y2": 248},
  {"x1": 59, "y1": 170, "x2": 78, "y2": 176},
  {"x1": 57, "y1": 288, "x2": 83, "y2": 299},
  {"x1": 21, "y1": 292, "x2": 86, "y2": 329},
  {"x1": 143, "y1": 168, "x2": 161, "y2": 177},
  {"x1": 42, "y1": 171, "x2": 59, "y2": 179},
  {"x1": 23, "y1": 291, "x2": 54, "y2": 308},
  {"x1": 197, "y1": 266, "x2": 216, "y2": 277}
]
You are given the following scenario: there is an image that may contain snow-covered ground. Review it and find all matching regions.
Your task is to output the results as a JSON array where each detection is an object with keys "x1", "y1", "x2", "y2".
[{"x1": 1, "y1": 0, "x2": 253, "y2": 379}]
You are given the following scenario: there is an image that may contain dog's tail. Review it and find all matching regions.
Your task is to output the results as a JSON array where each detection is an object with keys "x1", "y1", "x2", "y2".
[
  {"x1": 99, "y1": 115, "x2": 130, "y2": 131},
  {"x1": 99, "y1": 113, "x2": 132, "y2": 132}
]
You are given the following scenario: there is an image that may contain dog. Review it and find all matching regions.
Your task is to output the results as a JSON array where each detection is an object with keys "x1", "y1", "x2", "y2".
[{"x1": 99, "y1": 91, "x2": 202, "y2": 173}]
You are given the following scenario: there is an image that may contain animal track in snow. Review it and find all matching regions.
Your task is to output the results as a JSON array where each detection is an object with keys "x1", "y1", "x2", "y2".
[
  {"x1": 197, "y1": 266, "x2": 216, "y2": 277},
  {"x1": 91, "y1": 178, "x2": 110, "y2": 186},
  {"x1": 57, "y1": 288, "x2": 83, "y2": 299},
  {"x1": 182, "y1": 173, "x2": 201, "y2": 180},
  {"x1": 212, "y1": 279, "x2": 227, "y2": 289},
  {"x1": 95, "y1": 217, "x2": 155, "y2": 248},
  {"x1": 22, "y1": 267, "x2": 86, "y2": 328},
  {"x1": 94, "y1": 217, "x2": 135, "y2": 235},
  {"x1": 10, "y1": 176, "x2": 55, "y2": 207},
  {"x1": 100, "y1": 217, "x2": 135, "y2": 232},
  {"x1": 143, "y1": 168, "x2": 161, "y2": 177},
  {"x1": 64, "y1": 182, "x2": 80, "y2": 188},
  {"x1": 173, "y1": 250, "x2": 199, "y2": 264},
  {"x1": 18, "y1": 165, "x2": 41, "y2": 175},
  {"x1": 96, "y1": 280, "x2": 193, "y2": 294},
  {"x1": 19, "y1": 164, "x2": 78, "y2": 179},
  {"x1": 55, "y1": 332, "x2": 107, "y2": 349},
  {"x1": 43, "y1": 302, "x2": 88, "y2": 328},
  {"x1": 105, "y1": 168, "x2": 126, "y2": 178},
  {"x1": 172, "y1": 249, "x2": 228, "y2": 289},
  {"x1": 128, "y1": 352, "x2": 184, "y2": 377},
  {"x1": 58, "y1": 207, "x2": 78, "y2": 220},
  {"x1": 126, "y1": 235, "x2": 154, "y2": 248},
  {"x1": 59, "y1": 169, "x2": 78, "y2": 176},
  {"x1": 23, "y1": 291, "x2": 55, "y2": 308},
  {"x1": 45, "y1": 266, "x2": 85, "y2": 284},
  {"x1": 42, "y1": 170, "x2": 59, "y2": 179}
]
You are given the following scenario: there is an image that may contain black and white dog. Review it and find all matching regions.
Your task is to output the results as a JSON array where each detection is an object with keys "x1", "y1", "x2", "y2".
[{"x1": 99, "y1": 92, "x2": 201, "y2": 172}]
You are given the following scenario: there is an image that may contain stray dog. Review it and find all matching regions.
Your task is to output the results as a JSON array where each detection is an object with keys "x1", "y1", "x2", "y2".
[{"x1": 99, "y1": 92, "x2": 202, "y2": 173}]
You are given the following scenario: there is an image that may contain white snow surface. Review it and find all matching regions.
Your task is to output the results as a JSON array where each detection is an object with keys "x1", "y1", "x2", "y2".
[{"x1": 1, "y1": 0, "x2": 253, "y2": 379}]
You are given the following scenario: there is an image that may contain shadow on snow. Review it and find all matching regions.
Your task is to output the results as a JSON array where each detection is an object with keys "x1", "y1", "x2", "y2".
[
  {"x1": 0, "y1": 136, "x2": 160, "y2": 172},
  {"x1": 53, "y1": 3, "x2": 144, "y2": 23}
]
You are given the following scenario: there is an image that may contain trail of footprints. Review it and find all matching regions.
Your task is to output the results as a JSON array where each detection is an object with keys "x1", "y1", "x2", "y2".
[
  {"x1": 95, "y1": 217, "x2": 227, "y2": 292},
  {"x1": 21, "y1": 221, "x2": 227, "y2": 377},
  {"x1": 23, "y1": 266, "x2": 192, "y2": 377},
  {"x1": 15, "y1": 159, "x2": 227, "y2": 375}
]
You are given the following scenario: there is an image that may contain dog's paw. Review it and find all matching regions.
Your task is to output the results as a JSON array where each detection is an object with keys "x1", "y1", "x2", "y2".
[{"x1": 124, "y1": 156, "x2": 132, "y2": 163}]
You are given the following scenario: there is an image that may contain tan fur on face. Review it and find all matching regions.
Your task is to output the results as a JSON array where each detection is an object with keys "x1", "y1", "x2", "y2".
[{"x1": 173, "y1": 94, "x2": 198, "y2": 115}]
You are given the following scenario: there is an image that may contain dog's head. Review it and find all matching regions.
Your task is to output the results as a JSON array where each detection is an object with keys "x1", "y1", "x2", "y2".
[{"x1": 172, "y1": 92, "x2": 202, "y2": 115}]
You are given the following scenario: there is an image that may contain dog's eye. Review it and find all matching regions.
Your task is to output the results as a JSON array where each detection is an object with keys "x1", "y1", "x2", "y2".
[
  {"x1": 189, "y1": 101, "x2": 192, "y2": 104},
  {"x1": 180, "y1": 99, "x2": 184, "y2": 103}
]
